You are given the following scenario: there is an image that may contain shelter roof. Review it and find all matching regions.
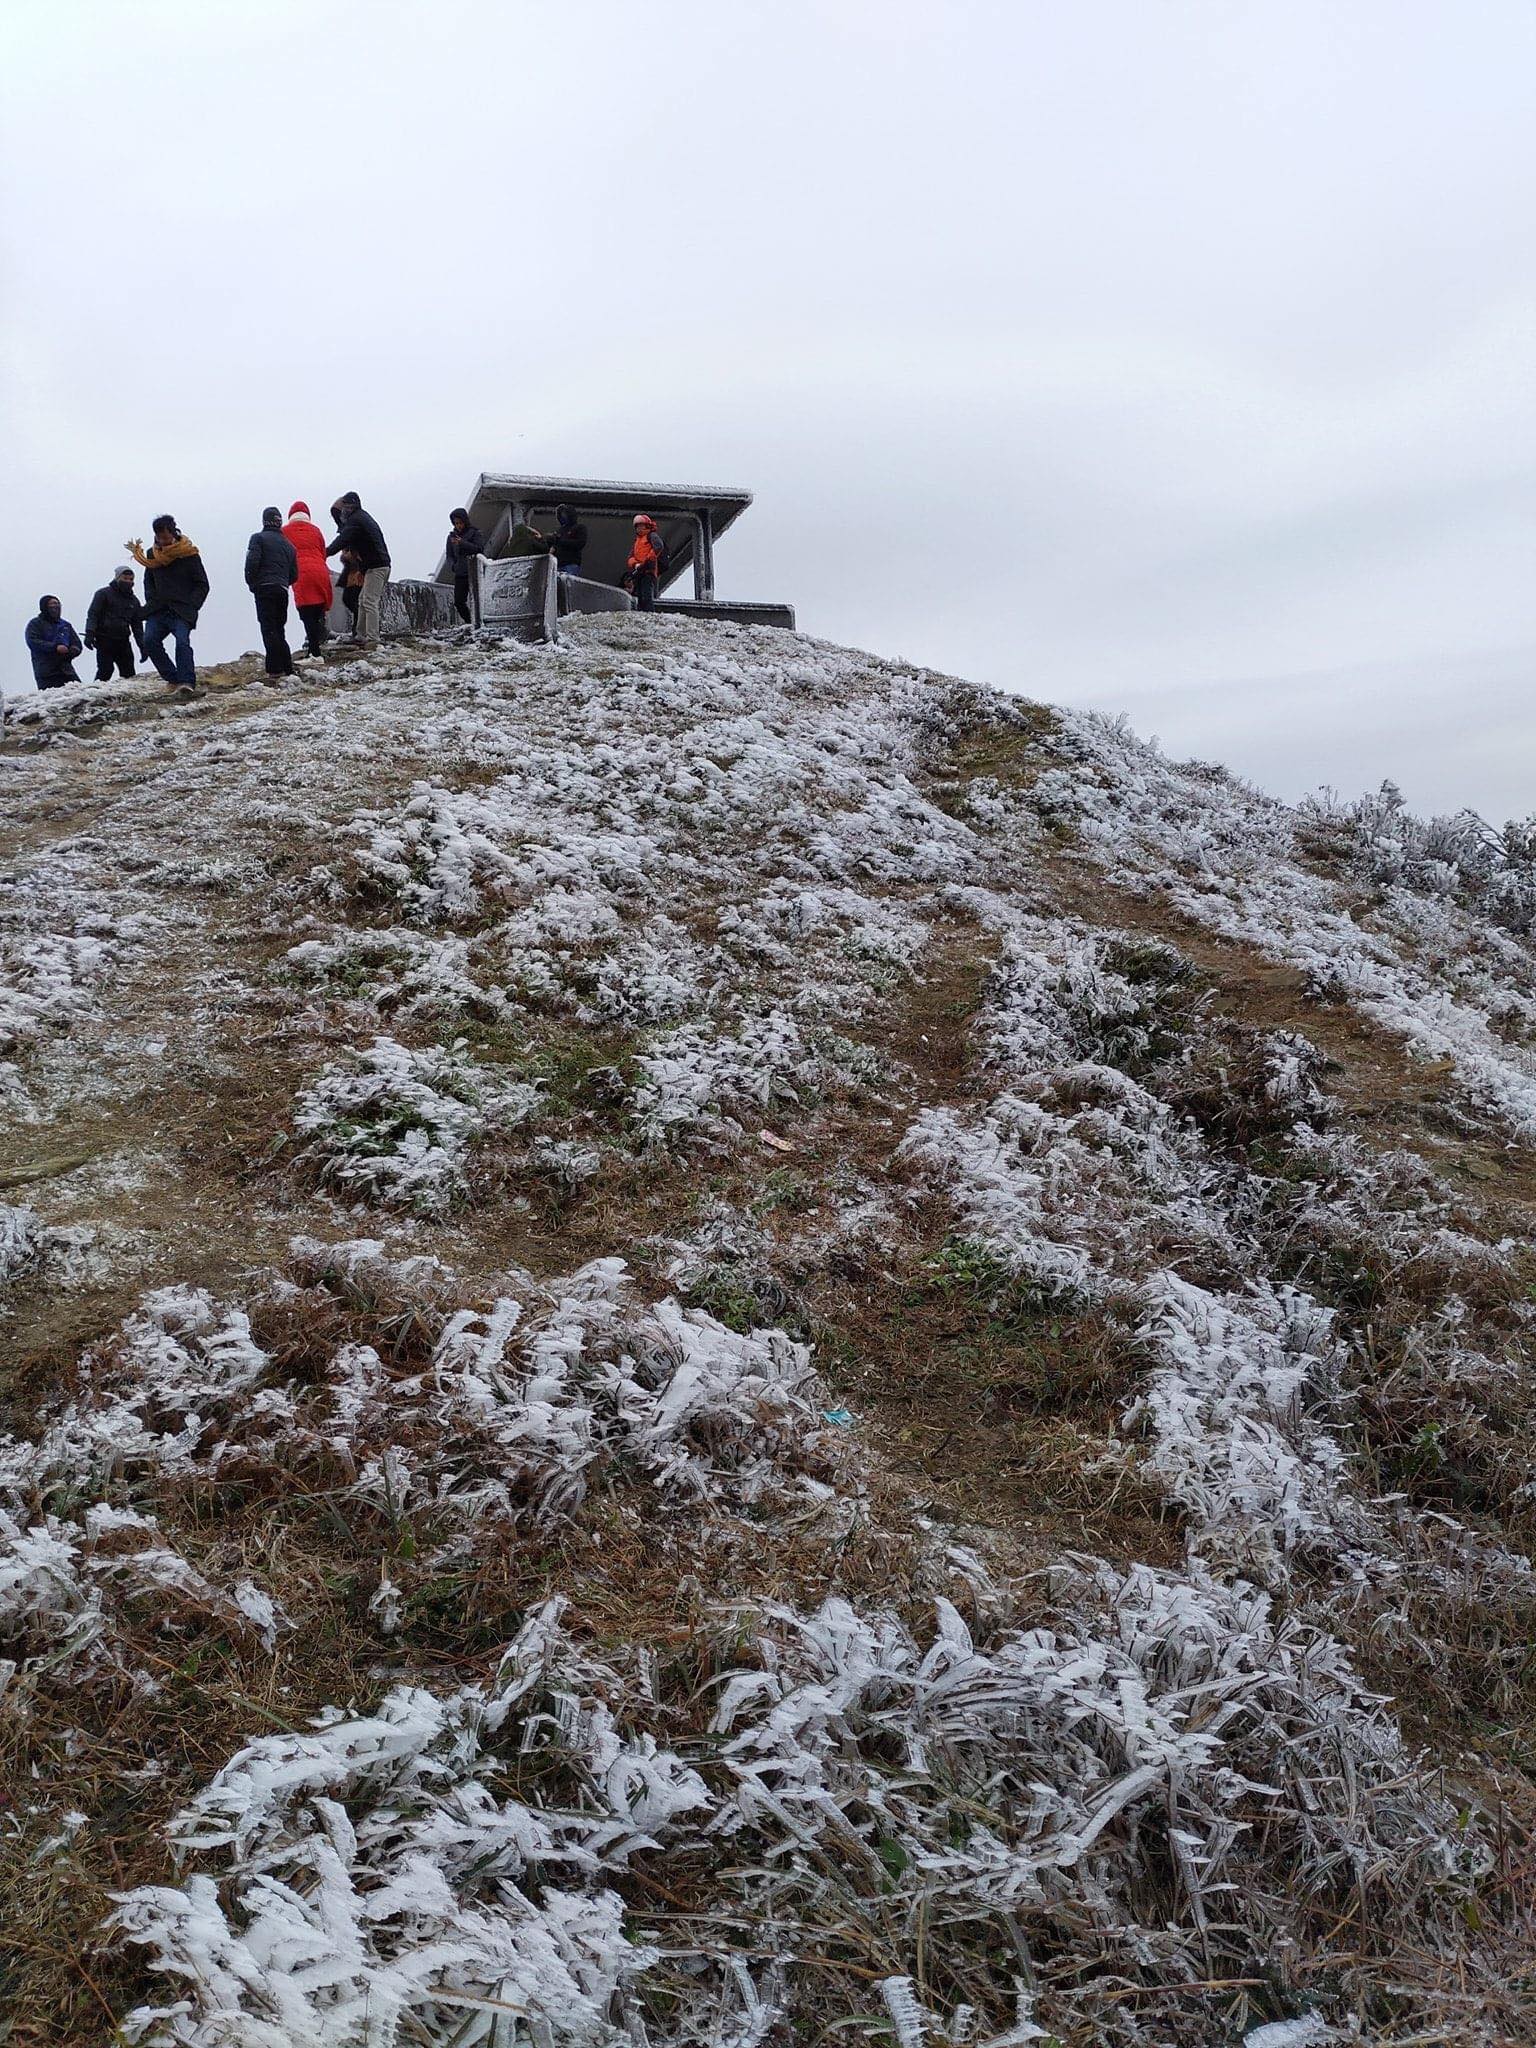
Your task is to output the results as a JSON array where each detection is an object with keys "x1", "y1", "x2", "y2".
[{"x1": 465, "y1": 474, "x2": 751, "y2": 535}]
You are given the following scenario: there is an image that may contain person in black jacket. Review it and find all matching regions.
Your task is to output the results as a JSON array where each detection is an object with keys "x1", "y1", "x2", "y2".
[
  {"x1": 244, "y1": 507, "x2": 298, "y2": 678},
  {"x1": 444, "y1": 508, "x2": 483, "y2": 623},
  {"x1": 550, "y1": 505, "x2": 588, "y2": 577},
  {"x1": 24, "y1": 597, "x2": 83, "y2": 688},
  {"x1": 84, "y1": 567, "x2": 146, "y2": 681},
  {"x1": 126, "y1": 516, "x2": 210, "y2": 689},
  {"x1": 324, "y1": 492, "x2": 390, "y2": 647}
]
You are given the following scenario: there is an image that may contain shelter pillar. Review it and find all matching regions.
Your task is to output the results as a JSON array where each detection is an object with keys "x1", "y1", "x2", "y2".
[{"x1": 693, "y1": 512, "x2": 715, "y2": 601}]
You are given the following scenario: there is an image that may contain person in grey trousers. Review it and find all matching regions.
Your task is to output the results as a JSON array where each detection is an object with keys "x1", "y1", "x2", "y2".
[
  {"x1": 244, "y1": 507, "x2": 298, "y2": 677},
  {"x1": 324, "y1": 492, "x2": 391, "y2": 648}
]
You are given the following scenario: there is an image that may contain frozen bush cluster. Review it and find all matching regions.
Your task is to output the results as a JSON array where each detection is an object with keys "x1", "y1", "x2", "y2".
[
  {"x1": 0, "y1": 1288, "x2": 288, "y2": 1701},
  {"x1": 294, "y1": 1035, "x2": 540, "y2": 1214},
  {"x1": 0, "y1": 927, "x2": 118, "y2": 1056},
  {"x1": 114, "y1": 1561, "x2": 1473, "y2": 2048},
  {"x1": 631, "y1": 1008, "x2": 830, "y2": 1147},
  {"x1": 1301, "y1": 779, "x2": 1536, "y2": 937},
  {"x1": 0, "y1": 1200, "x2": 40, "y2": 1286},
  {"x1": 286, "y1": 927, "x2": 510, "y2": 1021},
  {"x1": 904, "y1": 1077, "x2": 1228, "y2": 1302},
  {"x1": 1013, "y1": 710, "x2": 1536, "y2": 1140},
  {"x1": 331, "y1": 1249, "x2": 842, "y2": 1530},
  {"x1": 1129, "y1": 1274, "x2": 1351, "y2": 1577}
]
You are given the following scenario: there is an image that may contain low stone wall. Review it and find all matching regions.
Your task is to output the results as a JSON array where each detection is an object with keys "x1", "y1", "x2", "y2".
[
  {"x1": 325, "y1": 579, "x2": 460, "y2": 641},
  {"x1": 557, "y1": 575, "x2": 633, "y2": 619},
  {"x1": 653, "y1": 599, "x2": 797, "y2": 631}
]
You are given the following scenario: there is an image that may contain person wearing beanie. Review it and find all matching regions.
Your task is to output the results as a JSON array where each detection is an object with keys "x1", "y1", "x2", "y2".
[
  {"x1": 283, "y1": 501, "x2": 334, "y2": 658},
  {"x1": 244, "y1": 506, "x2": 298, "y2": 679},
  {"x1": 84, "y1": 566, "x2": 147, "y2": 680},
  {"x1": 24, "y1": 596, "x2": 83, "y2": 689},
  {"x1": 125, "y1": 516, "x2": 209, "y2": 690},
  {"x1": 444, "y1": 507, "x2": 485, "y2": 623}
]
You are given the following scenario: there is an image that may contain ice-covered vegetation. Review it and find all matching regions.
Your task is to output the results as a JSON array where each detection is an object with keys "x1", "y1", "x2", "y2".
[
  {"x1": 294, "y1": 1036, "x2": 540, "y2": 1215},
  {"x1": 3, "y1": 618, "x2": 1535, "y2": 2045}
]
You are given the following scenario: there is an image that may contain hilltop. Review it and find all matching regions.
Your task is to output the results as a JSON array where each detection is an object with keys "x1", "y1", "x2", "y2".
[{"x1": 3, "y1": 618, "x2": 1536, "y2": 2047}]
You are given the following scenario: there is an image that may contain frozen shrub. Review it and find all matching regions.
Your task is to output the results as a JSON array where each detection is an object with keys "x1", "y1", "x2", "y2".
[
  {"x1": 294, "y1": 1035, "x2": 539, "y2": 1214},
  {"x1": 631, "y1": 1009, "x2": 828, "y2": 1147},
  {"x1": 0, "y1": 1202, "x2": 40, "y2": 1286},
  {"x1": 113, "y1": 1567, "x2": 1480, "y2": 2047}
]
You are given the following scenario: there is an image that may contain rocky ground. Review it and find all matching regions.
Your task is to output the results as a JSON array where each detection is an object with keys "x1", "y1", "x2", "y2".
[{"x1": 3, "y1": 618, "x2": 1535, "y2": 2046}]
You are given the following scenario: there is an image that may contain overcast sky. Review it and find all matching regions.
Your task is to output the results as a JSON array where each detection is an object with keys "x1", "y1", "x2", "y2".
[{"x1": 3, "y1": 1, "x2": 1532, "y2": 819}]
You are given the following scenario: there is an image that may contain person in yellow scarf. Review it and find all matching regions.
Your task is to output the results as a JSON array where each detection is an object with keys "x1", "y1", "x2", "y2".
[{"x1": 123, "y1": 515, "x2": 210, "y2": 689}]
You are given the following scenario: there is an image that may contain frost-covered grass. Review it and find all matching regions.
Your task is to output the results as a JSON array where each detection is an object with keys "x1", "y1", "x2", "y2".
[
  {"x1": 6, "y1": 619, "x2": 1536, "y2": 2044},
  {"x1": 0, "y1": 928, "x2": 118, "y2": 1057},
  {"x1": 294, "y1": 1036, "x2": 540, "y2": 1215},
  {"x1": 1, "y1": 1287, "x2": 288, "y2": 1704},
  {"x1": 113, "y1": 1562, "x2": 1478, "y2": 2048},
  {"x1": 1013, "y1": 711, "x2": 1536, "y2": 1139}
]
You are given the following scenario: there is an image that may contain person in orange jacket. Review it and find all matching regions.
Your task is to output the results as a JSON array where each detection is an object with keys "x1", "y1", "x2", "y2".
[
  {"x1": 283, "y1": 502, "x2": 335, "y2": 658},
  {"x1": 623, "y1": 513, "x2": 668, "y2": 611}
]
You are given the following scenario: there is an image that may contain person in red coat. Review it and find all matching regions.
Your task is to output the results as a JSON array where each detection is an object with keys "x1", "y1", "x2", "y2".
[{"x1": 282, "y1": 501, "x2": 335, "y2": 658}]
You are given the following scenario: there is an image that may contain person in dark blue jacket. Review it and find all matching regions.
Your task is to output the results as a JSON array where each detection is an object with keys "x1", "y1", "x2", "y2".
[
  {"x1": 444, "y1": 509, "x2": 484, "y2": 623},
  {"x1": 244, "y1": 507, "x2": 299, "y2": 678},
  {"x1": 24, "y1": 596, "x2": 82, "y2": 689}
]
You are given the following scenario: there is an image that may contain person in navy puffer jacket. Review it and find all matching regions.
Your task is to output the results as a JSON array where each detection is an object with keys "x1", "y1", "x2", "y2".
[{"x1": 24, "y1": 596, "x2": 83, "y2": 688}]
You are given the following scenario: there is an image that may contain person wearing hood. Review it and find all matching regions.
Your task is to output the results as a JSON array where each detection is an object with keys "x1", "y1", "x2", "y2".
[
  {"x1": 245, "y1": 506, "x2": 299, "y2": 678},
  {"x1": 323, "y1": 492, "x2": 390, "y2": 648},
  {"x1": 444, "y1": 508, "x2": 484, "y2": 623},
  {"x1": 550, "y1": 505, "x2": 587, "y2": 578},
  {"x1": 283, "y1": 501, "x2": 334, "y2": 658},
  {"x1": 24, "y1": 597, "x2": 83, "y2": 689},
  {"x1": 623, "y1": 513, "x2": 667, "y2": 611},
  {"x1": 126, "y1": 516, "x2": 210, "y2": 690},
  {"x1": 84, "y1": 567, "x2": 146, "y2": 681}
]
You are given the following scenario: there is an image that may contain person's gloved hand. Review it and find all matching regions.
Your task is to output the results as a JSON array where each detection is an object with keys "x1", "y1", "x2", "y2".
[{"x1": 84, "y1": 634, "x2": 95, "y2": 650}]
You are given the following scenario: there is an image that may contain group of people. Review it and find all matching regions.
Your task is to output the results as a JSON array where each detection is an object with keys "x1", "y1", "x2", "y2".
[
  {"x1": 443, "y1": 505, "x2": 671, "y2": 614},
  {"x1": 23, "y1": 493, "x2": 391, "y2": 694},
  {"x1": 23, "y1": 494, "x2": 672, "y2": 694},
  {"x1": 242, "y1": 495, "x2": 392, "y2": 679},
  {"x1": 440, "y1": 503, "x2": 598, "y2": 620}
]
